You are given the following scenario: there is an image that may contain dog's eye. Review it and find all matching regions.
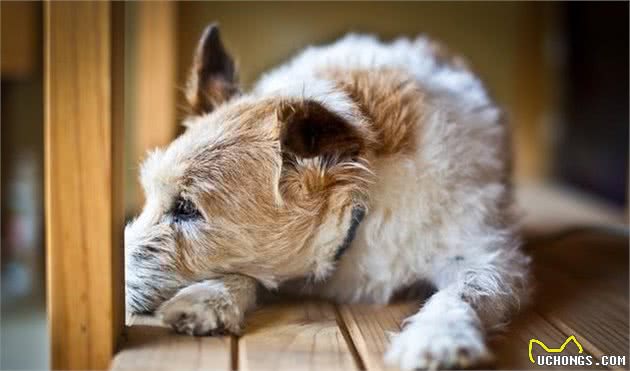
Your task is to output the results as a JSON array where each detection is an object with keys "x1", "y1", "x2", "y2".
[{"x1": 172, "y1": 197, "x2": 201, "y2": 223}]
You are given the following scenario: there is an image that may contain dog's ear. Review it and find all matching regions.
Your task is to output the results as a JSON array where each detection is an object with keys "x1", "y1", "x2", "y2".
[
  {"x1": 277, "y1": 100, "x2": 364, "y2": 158},
  {"x1": 186, "y1": 23, "x2": 239, "y2": 115}
]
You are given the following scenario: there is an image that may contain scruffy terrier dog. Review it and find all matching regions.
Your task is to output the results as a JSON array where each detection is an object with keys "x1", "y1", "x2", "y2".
[{"x1": 125, "y1": 24, "x2": 530, "y2": 370}]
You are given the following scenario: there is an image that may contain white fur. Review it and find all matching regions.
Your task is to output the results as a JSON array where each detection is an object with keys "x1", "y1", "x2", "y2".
[
  {"x1": 255, "y1": 77, "x2": 361, "y2": 124},
  {"x1": 385, "y1": 290, "x2": 490, "y2": 370},
  {"x1": 256, "y1": 34, "x2": 498, "y2": 122}
]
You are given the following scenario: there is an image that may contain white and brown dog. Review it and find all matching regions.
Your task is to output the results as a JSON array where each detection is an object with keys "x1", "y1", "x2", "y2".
[{"x1": 125, "y1": 24, "x2": 530, "y2": 370}]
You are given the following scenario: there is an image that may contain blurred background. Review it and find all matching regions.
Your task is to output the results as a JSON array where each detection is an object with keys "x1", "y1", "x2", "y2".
[{"x1": 1, "y1": 2, "x2": 628, "y2": 369}]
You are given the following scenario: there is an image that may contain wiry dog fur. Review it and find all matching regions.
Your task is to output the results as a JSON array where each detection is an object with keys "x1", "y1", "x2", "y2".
[{"x1": 125, "y1": 24, "x2": 530, "y2": 370}]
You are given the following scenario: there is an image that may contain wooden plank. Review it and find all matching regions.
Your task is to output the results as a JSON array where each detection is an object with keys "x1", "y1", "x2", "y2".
[
  {"x1": 339, "y1": 302, "x2": 419, "y2": 371},
  {"x1": 521, "y1": 191, "x2": 629, "y2": 367},
  {"x1": 511, "y1": 3, "x2": 553, "y2": 182},
  {"x1": 111, "y1": 2, "x2": 126, "y2": 362},
  {"x1": 239, "y1": 301, "x2": 360, "y2": 371},
  {"x1": 530, "y1": 233, "x2": 628, "y2": 296},
  {"x1": 127, "y1": 1, "x2": 178, "y2": 214},
  {"x1": 490, "y1": 232, "x2": 629, "y2": 370},
  {"x1": 45, "y1": 2, "x2": 125, "y2": 369},
  {"x1": 493, "y1": 311, "x2": 605, "y2": 370},
  {"x1": 485, "y1": 231, "x2": 627, "y2": 370},
  {"x1": 531, "y1": 235, "x2": 629, "y2": 364},
  {"x1": 111, "y1": 315, "x2": 232, "y2": 371}
]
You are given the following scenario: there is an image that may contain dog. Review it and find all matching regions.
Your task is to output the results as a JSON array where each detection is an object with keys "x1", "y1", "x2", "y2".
[{"x1": 125, "y1": 24, "x2": 530, "y2": 370}]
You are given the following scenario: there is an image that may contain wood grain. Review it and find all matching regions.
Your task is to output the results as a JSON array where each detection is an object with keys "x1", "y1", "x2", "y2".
[
  {"x1": 531, "y1": 234, "x2": 629, "y2": 368},
  {"x1": 239, "y1": 301, "x2": 360, "y2": 371},
  {"x1": 128, "y1": 1, "x2": 178, "y2": 214},
  {"x1": 111, "y1": 315, "x2": 232, "y2": 371},
  {"x1": 45, "y1": 2, "x2": 124, "y2": 369},
  {"x1": 494, "y1": 230, "x2": 628, "y2": 370},
  {"x1": 339, "y1": 302, "x2": 419, "y2": 371},
  {"x1": 493, "y1": 311, "x2": 605, "y2": 370}
]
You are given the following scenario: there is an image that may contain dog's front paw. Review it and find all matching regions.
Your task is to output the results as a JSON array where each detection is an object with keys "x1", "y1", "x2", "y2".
[
  {"x1": 157, "y1": 280, "x2": 244, "y2": 336},
  {"x1": 384, "y1": 319, "x2": 491, "y2": 370}
]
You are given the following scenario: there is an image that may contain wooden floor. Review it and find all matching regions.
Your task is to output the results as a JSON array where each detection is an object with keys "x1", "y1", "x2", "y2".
[{"x1": 111, "y1": 185, "x2": 629, "y2": 370}]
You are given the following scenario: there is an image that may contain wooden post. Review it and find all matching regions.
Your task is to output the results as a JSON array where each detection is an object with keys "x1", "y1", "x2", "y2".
[
  {"x1": 45, "y1": 2, "x2": 124, "y2": 369},
  {"x1": 512, "y1": 3, "x2": 553, "y2": 182},
  {"x1": 128, "y1": 1, "x2": 177, "y2": 214}
]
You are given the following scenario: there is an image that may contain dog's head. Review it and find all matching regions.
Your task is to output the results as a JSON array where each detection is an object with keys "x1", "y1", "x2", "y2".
[{"x1": 125, "y1": 25, "x2": 373, "y2": 313}]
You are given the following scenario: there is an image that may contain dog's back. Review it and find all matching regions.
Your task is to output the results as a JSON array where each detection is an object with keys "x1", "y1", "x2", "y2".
[{"x1": 254, "y1": 35, "x2": 518, "y2": 305}]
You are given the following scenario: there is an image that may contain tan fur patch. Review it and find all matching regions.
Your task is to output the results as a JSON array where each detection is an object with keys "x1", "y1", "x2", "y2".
[{"x1": 320, "y1": 68, "x2": 425, "y2": 156}]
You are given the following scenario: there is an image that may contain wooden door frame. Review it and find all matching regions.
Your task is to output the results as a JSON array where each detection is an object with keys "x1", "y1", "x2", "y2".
[{"x1": 45, "y1": 2, "x2": 125, "y2": 369}]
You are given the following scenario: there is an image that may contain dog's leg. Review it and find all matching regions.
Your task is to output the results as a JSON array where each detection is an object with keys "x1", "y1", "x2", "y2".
[
  {"x1": 385, "y1": 240, "x2": 529, "y2": 370},
  {"x1": 158, "y1": 274, "x2": 257, "y2": 335}
]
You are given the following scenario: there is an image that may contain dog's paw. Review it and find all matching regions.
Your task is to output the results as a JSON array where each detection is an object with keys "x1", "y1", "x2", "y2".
[
  {"x1": 157, "y1": 280, "x2": 243, "y2": 336},
  {"x1": 384, "y1": 319, "x2": 491, "y2": 370}
]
